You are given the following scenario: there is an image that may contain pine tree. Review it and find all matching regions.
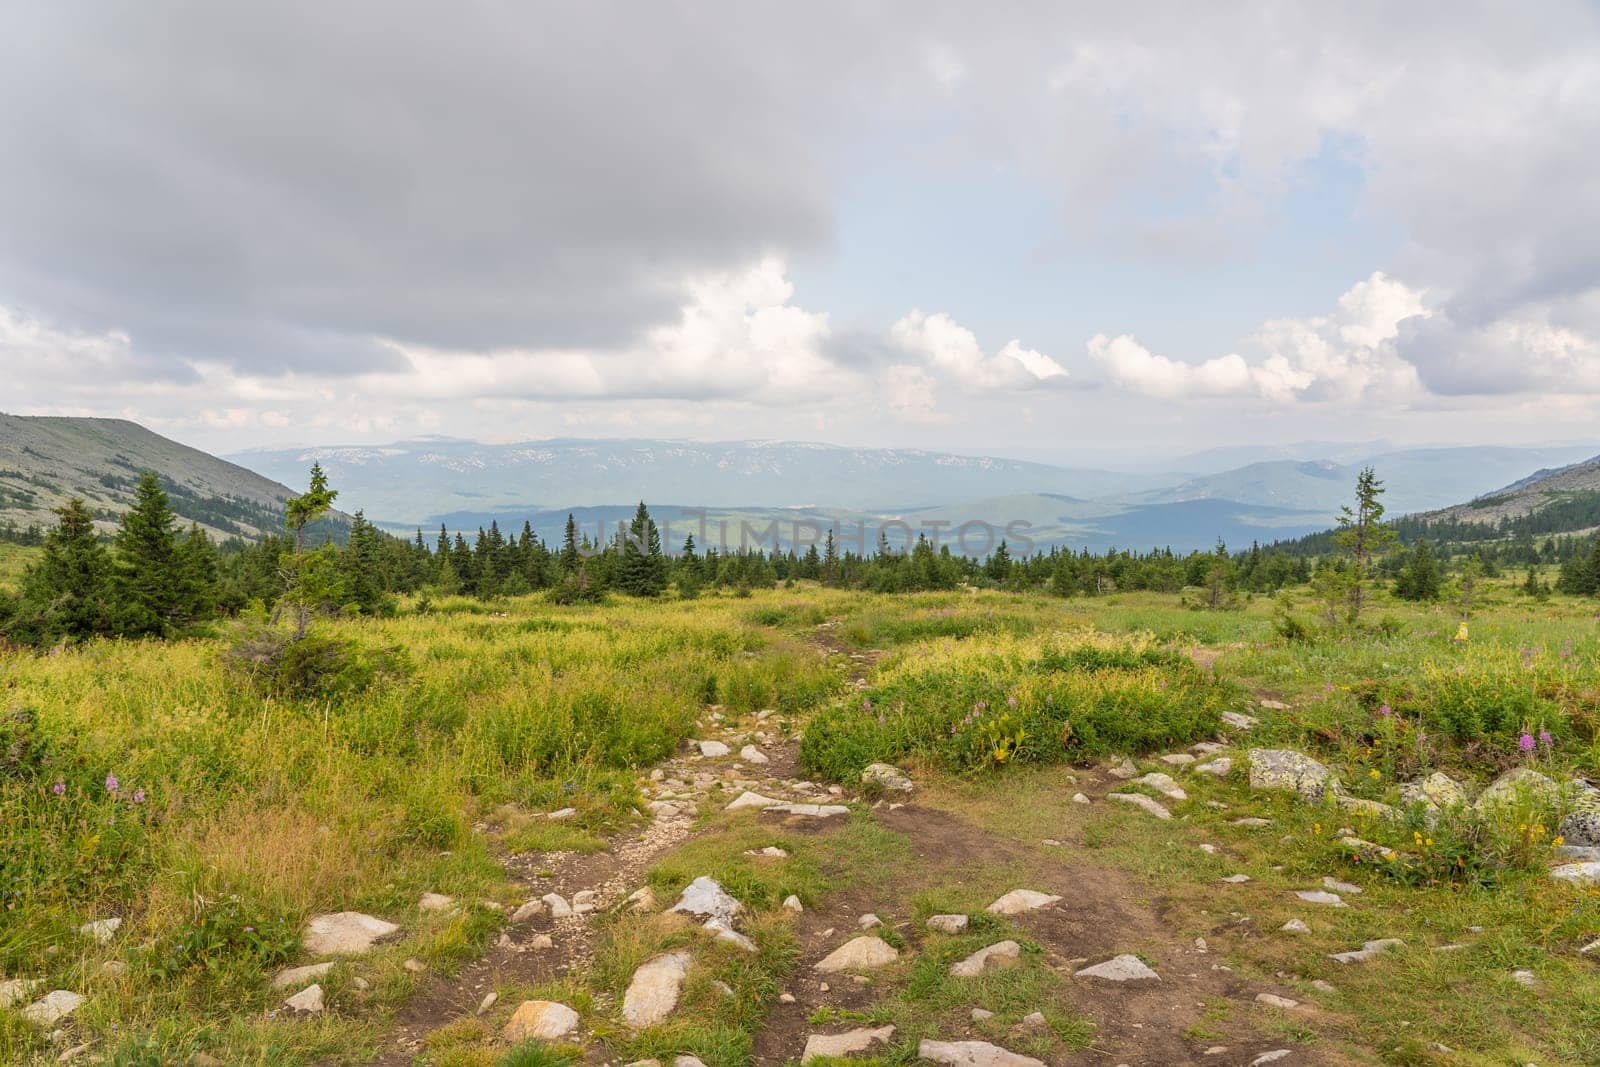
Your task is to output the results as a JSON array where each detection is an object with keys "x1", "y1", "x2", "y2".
[
  {"x1": 618, "y1": 502, "x2": 667, "y2": 597},
  {"x1": 1333, "y1": 466, "x2": 1396, "y2": 623},
  {"x1": 1394, "y1": 540, "x2": 1441, "y2": 601},
  {"x1": 279, "y1": 464, "x2": 341, "y2": 637},
  {"x1": 822, "y1": 529, "x2": 838, "y2": 585},
  {"x1": 9, "y1": 499, "x2": 118, "y2": 643},
  {"x1": 115, "y1": 470, "x2": 182, "y2": 635},
  {"x1": 171, "y1": 523, "x2": 220, "y2": 624},
  {"x1": 560, "y1": 514, "x2": 581, "y2": 576}
]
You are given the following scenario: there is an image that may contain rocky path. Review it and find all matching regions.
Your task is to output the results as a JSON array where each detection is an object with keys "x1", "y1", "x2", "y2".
[{"x1": 341, "y1": 622, "x2": 1371, "y2": 1066}]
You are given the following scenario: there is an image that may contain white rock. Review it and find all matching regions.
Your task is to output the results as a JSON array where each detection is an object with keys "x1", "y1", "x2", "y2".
[
  {"x1": 1106, "y1": 792, "x2": 1172, "y2": 819},
  {"x1": 1160, "y1": 754, "x2": 1197, "y2": 767},
  {"x1": 271, "y1": 962, "x2": 335, "y2": 989},
  {"x1": 714, "y1": 926, "x2": 758, "y2": 952},
  {"x1": 1072, "y1": 793, "x2": 1090, "y2": 804},
  {"x1": 918, "y1": 1039, "x2": 1046, "y2": 1067},
  {"x1": 670, "y1": 876, "x2": 743, "y2": 927},
  {"x1": 1255, "y1": 993, "x2": 1299, "y2": 1009},
  {"x1": 78, "y1": 918, "x2": 121, "y2": 944},
  {"x1": 1221, "y1": 874, "x2": 1251, "y2": 883},
  {"x1": 1232, "y1": 817, "x2": 1273, "y2": 827},
  {"x1": 814, "y1": 936, "x2": 898, "y2": 973},
  {"x1": 1075, "y1": 954, "x2": 1160, "y2": 981},
  {"x1": 1259, "y1": 700, "x2": 1290, "y2": 710},
  {"x1": 1512, "y1": 969, "x2": 1538, "y2": 987},
  {"x1": 971, "y1": 1007, "x2": 994, "y2": 1021},
  {"x1": 1221, "y1": 712, "x2": 1259, "y2": 730},
  {"x1": 698, "y1": 740, "x2": 731, "y2": 758},
  {"x1": 1134, "y1": 772, "x2": 1188, "y2": 800},
  {"x1": 1280, "y1": 919, "x2": 1310, "y2": 934},
  {"x1": 22, "y1": 990, "x2": 84, "y2": 1027},
  {"x1": 418, "y1": 892, "x2": 455, "y2": 913},
  {"x1": 987, "y1": 889, "x2": 1061, "y2": 915},
  {"x1": 1323, "y1": 876, "x2": 1362, "y2": 894},
  {"x1": 572, "y1": 889, "x2": 597, "y2": 914},
  {"x1": 543, "y1": 893, "x2": 574, "y2": 918},
  {"x1": 1550, "y1": 861, "x2": 1600, "y2": 886},
  {"x1": 546, "y1": 807, "x2": 577, "y2": 820},
  {"x1": 768, "y1": 802, "x2": 849, "y2": 817},
  {"x1": 511, "y1": 899, "x2": 545, "y2": 923},
  {"x1": 1192, "y1": 742, "x2": 1226, "y2": 755},
  {"x1": 746, "y1": 846, "x2": 788, "y2": 858},
  {"x1": 1196, "y1": 758, "x2": 1234, "y2": 777},
  {"x1": 862, "y1": 763, "x2": 914, "y2": 792},
  {"x1": 1295, "y1": 889, "x2": 1346, "y2": 907},
  {"x1": 0, "y1": 979, "x2": 41, "y2": 1009},
  {"x1": 1251, "y1": 1052, "x2": 1291, "y2": 1066},
  {"x1": 504, "y1": 999, "x2": 580, "y2": 1041},
  {"x1": 674, "y1": 1058, "x2": 709, "y2": 1067},
  {"x1": 1198, "y1": 844, "x2": 1220, "y2": 854},
  {"x1": 951, "y1": 940, "x2": 1020, "y2": 978},
  {"x1": 284, "y1": 983, "x2": 325, "y2": 1013},
  {"x1": 858, "y1": 913, "x2": 882, "y2": 929},
  {"x1": 302, "y1": 912, "x2": 399, "y2": 956},
  {"x1": 1328, "y1": 938, "x2": 1403, "y2": 964},
  {"x1": 802, "y1": 1025, "x2": 896, "y2": 1062},
  {"x1": 627, "y1": 887, "x2": 658, "y2": 911},
  {"x1": 927, "y1": 914, "x2": 969, "y2": 934},
  {"x1": 783, "y1": 895, "x2": 804, "y2": 913},
  {"x1": 1248, "y1": 748, "x2": 1339, "y2": 800},
  {"x1": 403, "y1": 958, "x2": 426, "y2": 973},
  {"x1": 623, "y1": 951, "x2": 692, "y2": 1029},
  {"x1": 740, "y1": 745, "x2": 769, "y2": 765},
  {"x1": 478, "y1": 991, "x2": 498, "y2": 1014},
  {"x1": 1106, "y1": 759, "x2": 1137, "y2": 780}
]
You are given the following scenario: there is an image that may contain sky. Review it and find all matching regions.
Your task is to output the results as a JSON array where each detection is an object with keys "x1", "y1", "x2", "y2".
[{"x1": 3, "y1": 2, "x2": 1600, "y2": 462}]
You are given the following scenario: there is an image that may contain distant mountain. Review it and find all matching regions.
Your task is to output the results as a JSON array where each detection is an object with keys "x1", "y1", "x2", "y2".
[
  {"x1": 1130, "y1": 446, "x2": 1599, "y2": 517},
  {"x1": 230, "y1": 437, "x2": 1169, "y2": 523},
  {"x1": 0, "y1": 414, "x2": 317, "y2": 540},
  {"x1": 1407, "y1": 453, "x2": 1600, "y2": 534}
]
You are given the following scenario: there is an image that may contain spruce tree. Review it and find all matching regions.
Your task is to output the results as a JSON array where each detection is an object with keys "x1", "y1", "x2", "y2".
[
  {"x1": 11, "y1": 499, "x2": 117, "y2": 643},
  {"x1": 560, "y1": 514, "x2": 581, "y2": 575},
  {"x1": 619, "y1": 501, "x2": 667, "y2": 597},
  {"x1": 1333, "y1": 466, "x2": 1396, "y2": 623},
  {"x1": 115, "y1": 470, "x2": 182, "y2": 635},
  {"x1": 172, "y1": 523, "x2": 220, "y2": 624}
]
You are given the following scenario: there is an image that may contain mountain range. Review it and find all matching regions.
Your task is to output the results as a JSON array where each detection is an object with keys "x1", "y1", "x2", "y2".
[{"x1": 2, "y1": 415, "x2": 1595, "y2": 553}]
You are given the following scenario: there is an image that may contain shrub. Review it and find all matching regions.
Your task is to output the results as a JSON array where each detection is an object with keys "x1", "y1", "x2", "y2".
[
  {"x1": 225, "y1": 626, "x2": 404, "y2": 700},
  {"x1": 147, "y1": 896, "x2": 298, "y2": 979},
  {"x1": 801, "y1": 630, "x2": 1236, "y2": 779}
]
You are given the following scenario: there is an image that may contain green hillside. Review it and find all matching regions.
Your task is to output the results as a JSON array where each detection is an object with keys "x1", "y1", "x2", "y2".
[{"x1": 0, "y1": 414, "x2": 311, "y2": 541}]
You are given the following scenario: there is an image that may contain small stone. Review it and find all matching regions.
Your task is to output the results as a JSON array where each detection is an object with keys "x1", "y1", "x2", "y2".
[
  {"x1": 100, "y1": 961, "x2": 127, "y2": 977},
  {"x1": 478, "y1": 991, "x2": 498, "y2": 1014},
  {"x1": 1248, "y1": 748, "x2": 1338, "y2": 800},
  {"x1": 403, "y1": 958, "x2": 425, "y2": 973},
  {"x1": 271, "y1": 962, "x2": 335, "y2": 990},
  {"x1": 802, "y1": 1025, "x2": 896, "y2": 1062},
  {"x1": 1107, "y1": 792, "x2": 1172, "y2": 819},
  {"x1": 779, "y1": 992, "x2": 797, "y2": 1003},
  {"x1": 511, "y1": 898, "x2": 545, "y2": 923},
  {"x1": 1251, "y1": 1052, "x2": 1291, "y2": 1066},
  {"x1": 951, "y1": 940, "x2": 1021, "y2": 978},
  {"x1": 670, "y1": 876, "x2": 742, "y2": 927},
  {"x1": 740, "y1": 745, "x2": 769, "y2": 764},
  {"x1": 572, "y1": 889, "x2": 597, "y2": 913},
  {"x1": 1221, "y1": 874, "x2": 1251, "y2": 883},
  {"x1": 623, "y1": 951, "x2": 692, "y2": 1029},
  {"x1": 504, "y1": 999, "x2": 580, "y2": 1041},
  {"x1": 1311, "y1": 979, "x2": 1336, "y2": 993},
  {"x1": 858, "y1": 913, "x2": 882, "y2": 929},
  {"x1": 1323, "y1": 876, "x2": 1362, "y2": 894},
  {"x1": 861, "y1": 763, "x2": 914, "y2": 792},
  {"x1": 418, "y1": 892, "x2": 455, "y2": 912},
  {"x1": 1075, "y1": 954, "x2": 1160, "y2": 981},
  {"x1": 698, "y1": 740, "x2": 731, "y2": 757},
  {"x1": 918, "y1": 1039, "x2": 1045, "y2": 1067},
  {"x1": 1221, "y1": 711, "x2": 1259, "y2": 730},
  {"x1": 1259, "y1": 699, "x2": 1290, "y2": 710},
  {"x1": 1160, "y1": 753, "x2": 1196, "y2": 766},
  {"x1": 1232, "y1": 817, "x2": 1273, "y2": 827},
  {"x1": 78, "y1": 918, "x2": 121, "y2": 944},
  {"x1": 1071, "y1": 793, "x2": 1090, "y2": 804},
  {"x1": 815, "y1": 936, "x2": 898, "y2": 973},
  {"x1": 1295, "y1": 890, "x2": 1346, "y2": 907},
  {"x1": 0, "y1": 979, "x2": 40, "y2": 1009},
  {"x1": 1511, "y1": 969, "x2": 1537, "y2": 987},
  {"x1": 1550, "y1": 861, "x2": 1600, "y2": 886},
  {"x1": 1106, "y1": 758, "x2": 1137, "y2": 779},
  {"x1": 1134, "y1": 772, "x2": 1188, "y2": 800},
  {"x1": 971, "y1": 1008, "x2": 994, "y2": 1021},
  {"x1": 1255, "y1": 993, "x2": 1299, "y2": 1009},
  {"x1": 546, "y1": 807, "x2": 577, "y2": 820},
  {"x1": 302, "y1": 912, "x2": 399, "y2": 956},
  {"x1": 530, "y1": 933, "x2": 554, "y2": 950},
  {"x1": 1328, "y1": 938, "x2": 1404, "y2": 964},
  {"x1": 987, "y1": 889, "x2": 1062, "y2": 915},
  {"x1": 1198, "y1": 843, "x2": 1220, "y2": 854},
  {"x1": 284, "y1": 983, "x2": 325, "y2": 1014},
  {"x1": 1280, "y1": 919, "x2": 1310, "y2": 934},
  {"x1": 627, "y1": 886, "x2": 658, "y2": 911},
  {"x1": 543, "y1": 893, "x2": 574, "y2": 918},
  {"x1": 927, "y1": 914, "x2": 969, "y2": 934},
  {"x1": 1196, "y1": 758, "x2": 1233, "y2": 777},
  {"x1": 783, "y1": 895, "x2": 804, "y2": 913},
  {"x1": 22, "y1": 991, "x2": 84, "y2": 1027},
  {"x1": 1019, "y1": 1011, "x2": 1046, "y2": 1027}
]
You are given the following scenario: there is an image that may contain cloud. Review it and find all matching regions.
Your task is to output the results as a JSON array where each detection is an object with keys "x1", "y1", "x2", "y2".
[
  {"x1": 890, "y1": 311, "x2": 1067, "y2": 389},
  {"x1": 1398, "y1": 310, "x2": 1600, "y2": 396},
  {"x1": 1090, "y1": 272, "x2": 1428, "y2": 403}
]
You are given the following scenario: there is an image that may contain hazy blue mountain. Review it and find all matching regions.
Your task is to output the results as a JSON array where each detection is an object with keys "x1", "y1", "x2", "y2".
[{"x1": 230, "y1": 437, "x2": 1164, "y2": 522}]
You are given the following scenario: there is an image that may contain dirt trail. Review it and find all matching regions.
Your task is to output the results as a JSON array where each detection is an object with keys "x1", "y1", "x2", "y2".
[{"x1": 361, "y1": 619, "x2": 1359, "y2": 1066}]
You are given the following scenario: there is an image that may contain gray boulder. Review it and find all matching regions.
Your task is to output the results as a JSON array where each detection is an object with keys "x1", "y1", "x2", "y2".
[{"x1": 1247, "y1": 749, "x2": 1339, "y2": 800}]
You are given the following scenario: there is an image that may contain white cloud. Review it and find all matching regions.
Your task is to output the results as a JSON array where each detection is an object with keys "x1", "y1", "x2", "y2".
[
  {"x1": 1090, "y1": 272, "x2": 1428, "y2": 403},
  {"x1": 889, "y1": 311, "x2": 1067, "y2": 390},
  {"x1": 880, "y1": 364, "x2": 947, "y2": 425}
]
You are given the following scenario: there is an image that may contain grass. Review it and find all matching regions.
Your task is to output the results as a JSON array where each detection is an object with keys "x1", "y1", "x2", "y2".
[
  {"x1": 3, "y1": 576, "x2": 1600, "y2": 1064},
  {"x1": 0, "y1": 542, "x2": 38, "y2": 591},
  {"x1": 0, "y1": 591, "x2": 842, "y2": 1064}
]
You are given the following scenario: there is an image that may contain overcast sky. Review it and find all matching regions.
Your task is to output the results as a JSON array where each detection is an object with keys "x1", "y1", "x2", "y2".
[{"x1": 4, "y1": 2, "x2": 1599, "y2": 460}]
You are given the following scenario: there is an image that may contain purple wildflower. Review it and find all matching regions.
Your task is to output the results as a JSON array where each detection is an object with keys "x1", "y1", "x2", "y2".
[
  {"x1": 862, "y1": 699, "x2": 872, "y2": 712},
  {"x1": 52, "y1": 781, "x2": 65, "y2": 796},
  {"x1": 1519, "y1": 733, "x2": 1536, "y2": 754},
  {"x1": 1007, "y1": 695, "x2": 1018, "y2": 709},
  {"x1": 105, "y1": 773, "x2": 119, "y2": 793},
  {"x1": 1378, "y1": 703, "x2": 1391, "y2": 718},
  {"x1": 1539, "y1": 729, "x2": 1553, "y2": 749},
  {"x1": 133, "y1": 789, "x2": 146, "y2": 803}
]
